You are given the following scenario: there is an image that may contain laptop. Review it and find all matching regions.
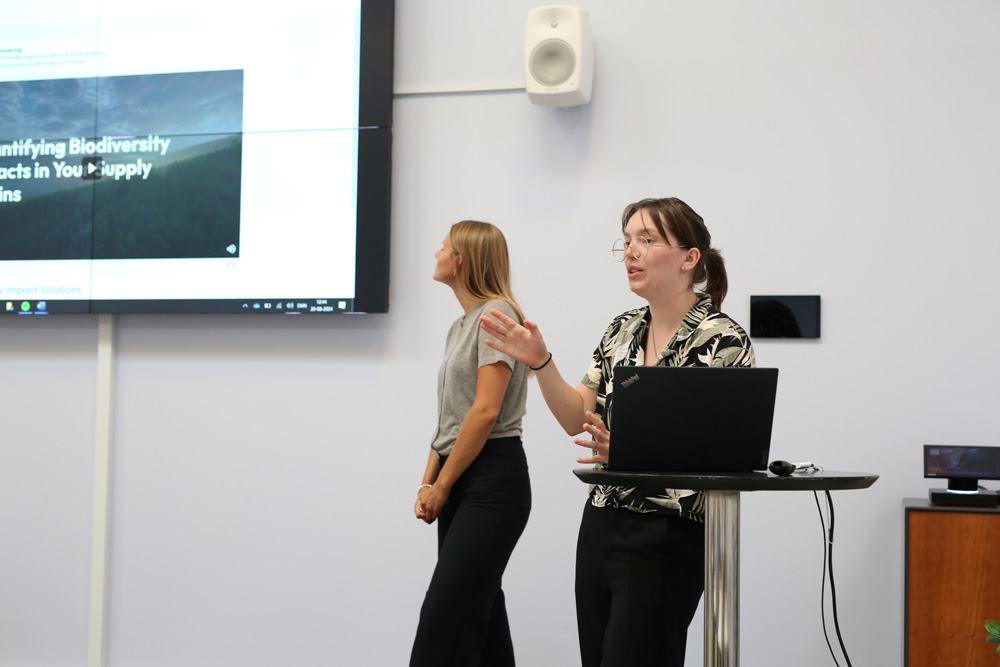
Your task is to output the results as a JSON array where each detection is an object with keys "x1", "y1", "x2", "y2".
[{"x1": 606, "y1": 366, "x2": 779, "y2": 473}]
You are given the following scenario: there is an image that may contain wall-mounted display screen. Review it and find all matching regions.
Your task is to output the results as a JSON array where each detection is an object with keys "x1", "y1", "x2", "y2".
[
  {"x1": 1, "y1": 0, "x2": 393, "y2": 315},
  {"x1": 750, "y1": 295, "x2": 821, "y2": 339}
]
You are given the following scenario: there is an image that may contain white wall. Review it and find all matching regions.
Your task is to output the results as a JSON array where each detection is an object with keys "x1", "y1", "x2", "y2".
[{"x1": 2, "y1": 1, "x2": 999, "y2": 665}]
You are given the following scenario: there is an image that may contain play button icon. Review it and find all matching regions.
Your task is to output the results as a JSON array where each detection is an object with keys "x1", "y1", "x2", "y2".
[{"x1": 82, "y1": 156, "x2": 103, "y2": 180}]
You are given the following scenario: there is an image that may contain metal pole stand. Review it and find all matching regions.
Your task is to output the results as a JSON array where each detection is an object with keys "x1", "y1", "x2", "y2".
[{"x1": 704, "y1": 489, "x2": 740, "y2": 667}]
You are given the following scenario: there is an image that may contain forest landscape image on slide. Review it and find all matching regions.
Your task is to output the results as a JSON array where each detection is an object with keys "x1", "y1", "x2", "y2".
[{"x1": 0, "y1": 69, "x2": 244, "y2": 261}]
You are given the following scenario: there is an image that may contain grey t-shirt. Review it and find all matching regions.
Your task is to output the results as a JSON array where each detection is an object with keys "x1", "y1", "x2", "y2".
[{"x1": 430, "y1": 299, "x2": 527, "y2": 456}]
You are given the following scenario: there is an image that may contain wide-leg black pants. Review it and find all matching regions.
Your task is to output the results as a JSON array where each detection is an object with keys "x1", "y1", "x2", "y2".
[
  {"x1": 575, "y1": 501, "x2": 705, "y2": 667},
  {"x1": 410, "y1": 437, "x2": 531, "y2": 667}
]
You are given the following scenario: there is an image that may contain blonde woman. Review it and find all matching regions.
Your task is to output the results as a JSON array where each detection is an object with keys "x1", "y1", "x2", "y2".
[{"x1": 410, "y1": 220, "x2": 531, "y2": 667}]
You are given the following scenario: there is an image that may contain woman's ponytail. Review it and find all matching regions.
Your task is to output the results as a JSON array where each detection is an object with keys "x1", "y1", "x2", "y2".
[{"x1": 699, "y1": 247, "x2": 728, "y2": 309}]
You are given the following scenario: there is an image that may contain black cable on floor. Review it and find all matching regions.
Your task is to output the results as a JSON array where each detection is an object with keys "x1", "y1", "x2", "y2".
[
  {"x1": 824, "y1": 490, "x2": 854, "y2": 667},
  {"x1": 813, "y1": 490, "x2": 841, "y2": 667},
  {"x1": 813, "y1": 490, "x2": 855, "y2": 667}
]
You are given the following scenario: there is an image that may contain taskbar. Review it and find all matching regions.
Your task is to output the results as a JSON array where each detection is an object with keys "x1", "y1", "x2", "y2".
[
  {"x1": 2, "y1": 298, "x2": 357, "y2": 315},
  {"x1": 2, "y1": 299, "x2": 88, "y2": 315}
]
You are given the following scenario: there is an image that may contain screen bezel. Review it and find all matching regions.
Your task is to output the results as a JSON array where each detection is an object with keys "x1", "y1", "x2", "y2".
[{"x1": 353, "y1": 0, "x2": 394, "y2": 314}]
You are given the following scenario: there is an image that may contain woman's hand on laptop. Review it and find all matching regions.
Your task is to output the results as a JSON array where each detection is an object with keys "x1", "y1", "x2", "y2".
[{"x1": 575, "y1": 411, "x2": 609, "y2": 464}]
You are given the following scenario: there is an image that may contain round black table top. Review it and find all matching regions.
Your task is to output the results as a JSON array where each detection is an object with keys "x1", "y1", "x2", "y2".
[{"x1": 573, "y1": 468, "x2": 879, "y2": 492}]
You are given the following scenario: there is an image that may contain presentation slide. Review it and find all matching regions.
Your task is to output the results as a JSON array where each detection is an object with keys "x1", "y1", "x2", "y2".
[{"x1": 0, "y1": 0, "x2": 367, "y2": 312}]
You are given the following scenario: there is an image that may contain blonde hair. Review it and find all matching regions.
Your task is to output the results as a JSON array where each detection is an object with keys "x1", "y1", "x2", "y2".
[{"x1": 449, "y1": 220, "x2": 524, "y2": 323}]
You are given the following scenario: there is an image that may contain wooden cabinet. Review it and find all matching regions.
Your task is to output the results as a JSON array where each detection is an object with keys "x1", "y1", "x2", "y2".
[{"x1": 905, "y1": 498, "x2": 1000, "y2": 667}]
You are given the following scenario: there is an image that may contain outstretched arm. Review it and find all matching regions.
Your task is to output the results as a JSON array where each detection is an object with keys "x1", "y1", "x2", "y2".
[{"x1": 481, "y1": 308, "x2": 597, "y2": 436}]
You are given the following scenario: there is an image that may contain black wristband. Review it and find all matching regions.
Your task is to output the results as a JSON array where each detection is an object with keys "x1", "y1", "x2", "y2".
[{"x1": 530, "y1": 352, "x2": 553, "y2": 371}]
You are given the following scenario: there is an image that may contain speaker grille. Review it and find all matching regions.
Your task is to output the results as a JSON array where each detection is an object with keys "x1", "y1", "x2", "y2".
[{"x1": 529, "y1": 39, "x2": 575, "y2": 87}]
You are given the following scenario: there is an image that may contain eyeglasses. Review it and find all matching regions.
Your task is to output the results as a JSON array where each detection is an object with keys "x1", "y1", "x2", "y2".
[{"x1": 612, "y1": 237, "x2": 688, "y2": 262}]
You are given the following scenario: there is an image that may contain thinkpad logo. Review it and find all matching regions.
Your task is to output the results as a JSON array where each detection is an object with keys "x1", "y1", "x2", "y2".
[{"x1": 620, "y1": 373, "x2": 640, "y2": 388}]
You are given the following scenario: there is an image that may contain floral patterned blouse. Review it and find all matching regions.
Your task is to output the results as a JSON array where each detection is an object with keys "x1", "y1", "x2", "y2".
[{"x1": 580, "y1": 293, "x2": 756, "y2": 521}]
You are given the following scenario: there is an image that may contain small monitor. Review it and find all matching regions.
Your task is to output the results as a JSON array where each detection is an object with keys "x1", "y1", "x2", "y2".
[
  {"x1": 750, "y1": 295, "x2": 820, "y2": 339},
  {"x1": 924, "y1": 444, "x2": 1000, "y2": 492}
]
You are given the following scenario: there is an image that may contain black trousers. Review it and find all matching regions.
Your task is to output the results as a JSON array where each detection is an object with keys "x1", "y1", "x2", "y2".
[
  {"x1": 575, "y1": 501, "x2": 705, "y2": 667},
  {"x1": 410, "y1": 437, "x2": 531, "y2": 667}
]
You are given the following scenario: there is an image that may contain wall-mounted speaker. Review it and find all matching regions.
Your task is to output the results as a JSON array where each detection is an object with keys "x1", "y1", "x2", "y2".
[{"x1": 525, "y1": 6, "x2": 593, "y2": 107}]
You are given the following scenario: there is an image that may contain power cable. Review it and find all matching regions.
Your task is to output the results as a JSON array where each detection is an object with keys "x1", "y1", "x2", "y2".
[{"x1": 813, "y1": 490, "x2": 855, "y2": 667}]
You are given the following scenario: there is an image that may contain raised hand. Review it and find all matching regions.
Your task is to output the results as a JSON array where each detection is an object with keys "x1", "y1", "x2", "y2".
[{"x1": 480, "y1": 309, "x2": 549, "y2": 369}]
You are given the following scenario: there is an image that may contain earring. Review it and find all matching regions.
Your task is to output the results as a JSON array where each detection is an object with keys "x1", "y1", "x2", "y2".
[
  {"x1": 681, "y1": 266, "x2": 687, "y2": 273},
  {"x1": 452, "y1": 268, "x2": 457, "y2": 278}
]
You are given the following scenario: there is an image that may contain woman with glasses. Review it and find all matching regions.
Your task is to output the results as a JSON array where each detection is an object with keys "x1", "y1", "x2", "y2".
[
  {"x1": 410, "y1": 220, "x2": 531, "y2": 667},
  {"x1": 480, "y1": 197, "x2": 754, "y2": 667}
]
